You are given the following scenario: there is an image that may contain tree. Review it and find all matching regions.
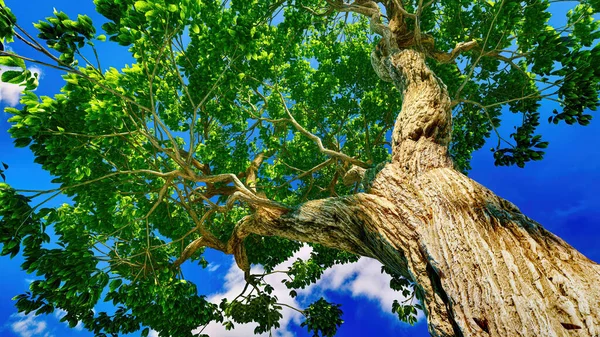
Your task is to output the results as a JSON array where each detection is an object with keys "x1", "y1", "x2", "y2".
[{"x1": 0, "y1": 0, "x2": 599, "y2": 336}]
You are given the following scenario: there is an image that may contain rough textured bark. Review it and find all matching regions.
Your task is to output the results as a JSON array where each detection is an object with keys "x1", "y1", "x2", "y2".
[{"x1": 241, "y1": 49, "x2": 600, "y2": 336}]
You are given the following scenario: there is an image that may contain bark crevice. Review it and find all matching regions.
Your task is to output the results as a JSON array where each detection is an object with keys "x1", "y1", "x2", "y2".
[{"x1": 426, "y1": 262, "x2": 464, "y2": 337}]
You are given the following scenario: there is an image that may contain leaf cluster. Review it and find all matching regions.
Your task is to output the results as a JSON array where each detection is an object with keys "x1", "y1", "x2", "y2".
[{"x1": 300, "y1": 297, "x2": 343, "y2": 337}]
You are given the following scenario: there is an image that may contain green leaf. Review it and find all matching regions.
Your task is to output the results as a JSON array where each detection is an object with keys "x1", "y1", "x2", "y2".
[
  {"x1": 13, "y1": 138, "x2": 31, "y2": 148},
  {"x1": 64, "y1": 77, "x2": 78, "y2": 85},
  {"x1": 109, "y1": 279, "x2": 122, "y2": 292},
  {"x1": 0, "y1": 56, "x2": 25, "y2": 69},
  {"x1": 1, "y1": 70, "x2": 22, "y2": 83},
  {"x1": 5, "y1": 240, "x2": 18, "y2": 250},
  {"x1": 134, "y1": 1, "x2": 150, "y2": 12}
]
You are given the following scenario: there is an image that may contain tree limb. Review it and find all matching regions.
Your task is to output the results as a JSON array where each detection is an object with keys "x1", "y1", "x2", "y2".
[
  {"x1": 237, "y1": 193, "x2": 420, "y2": 279},
  {"x1": 275, "y1": 90, "x2": 370, "y2": 169},
  {"x1": 429, "y1": 40, "x2": 478, "y2": 63}
]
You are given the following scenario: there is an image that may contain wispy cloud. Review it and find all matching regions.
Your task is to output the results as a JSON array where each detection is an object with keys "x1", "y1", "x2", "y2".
[
  {"x1": 207, "y1": 263, "x2": 221, "y2": 272},
  {"x1": 200, "y1": 246, "x2": 421, "y2": 336},
  {"x1": 554, "y1": 199, "x2": 591, "y2": 218},
  {"x1": 9, "y1": 313, "x2": 53, "y2": 337}
]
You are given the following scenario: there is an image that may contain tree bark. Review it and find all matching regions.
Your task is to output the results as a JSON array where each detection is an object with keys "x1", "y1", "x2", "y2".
[{"x1": 241, "y1": 49, "x2": 600, "y2": 336}]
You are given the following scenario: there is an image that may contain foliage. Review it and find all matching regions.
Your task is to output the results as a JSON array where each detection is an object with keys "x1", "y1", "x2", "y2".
[
  {"x1": 0, "y1": 0, "x2": 598, "y2": 336},
  {"x1": 220, "y1": 293, "x2": 283, "y2": 334},
  {"x1": 383, "y1": 266, "x2": 421, "y2": 325},
  {"x1": 300, "y1": 298, "x2": 343, "y2": 337}
]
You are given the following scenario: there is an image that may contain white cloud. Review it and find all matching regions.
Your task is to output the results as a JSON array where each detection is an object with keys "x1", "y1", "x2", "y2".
[
  {"x1": 200, "y1": 246, "x2": 422, "y2": 336},
  {"x1": 0, "y1": 77, "x2": 25, "y2": 106},
  {"x1": 299, "y1": 257, "x2": 402, "y2": 312},
  {"x1": 9, "y1": 313, "x2": 53, "y2": 337},
  {"x1": 148, "y1": 329, "x2": 160, "y2": 337},
  {"x1": 207, "y1": 263, "x2": 221, "y2": 272},
  {"x1": 0, "y1": 66, "x2": 42, "y2": 107}
]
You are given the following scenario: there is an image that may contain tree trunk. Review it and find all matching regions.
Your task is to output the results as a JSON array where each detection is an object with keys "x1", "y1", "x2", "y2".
[{"x1": 241, "y1": 49, "x2": 600, "y2": 336}]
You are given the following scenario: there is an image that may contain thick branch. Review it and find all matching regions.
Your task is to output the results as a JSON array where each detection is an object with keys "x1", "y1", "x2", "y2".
[
  {"x1": 245, "y1": 152, "x2": 267, "y2": 193},
  {"x1": 240, "y1": 193, "x2": 421, "y2": 279},
  {"x1": 429, "y1": 40, "x2": 478, "y2": 63},
  {"x1": 173, "y1": 236, "x2": 224, "y2": 268}
]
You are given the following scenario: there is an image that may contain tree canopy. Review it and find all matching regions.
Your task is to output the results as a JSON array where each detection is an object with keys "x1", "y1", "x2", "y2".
[{"x1": 0, "y1": 0, "x2": 598, "y2": 336}]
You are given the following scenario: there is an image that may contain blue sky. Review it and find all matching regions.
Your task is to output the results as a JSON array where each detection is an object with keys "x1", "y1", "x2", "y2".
[{"x1": 0, "y1": 1, "x2": 598, "y2": 337}]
